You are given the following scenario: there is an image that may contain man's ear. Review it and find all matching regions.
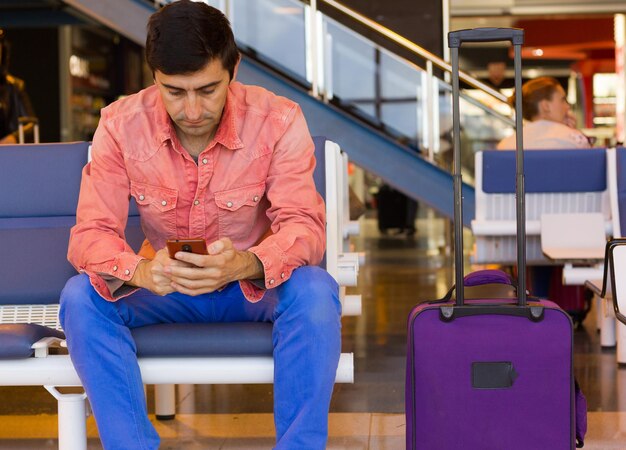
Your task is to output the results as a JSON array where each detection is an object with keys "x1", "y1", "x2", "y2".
[{"x1": 231, "y1": 55, "x2": 241, "y2": 83}]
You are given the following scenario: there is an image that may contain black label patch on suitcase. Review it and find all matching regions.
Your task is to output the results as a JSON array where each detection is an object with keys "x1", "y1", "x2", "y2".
[{"x1": 472, "y1": 362, "x2": 518, "y2": 389}]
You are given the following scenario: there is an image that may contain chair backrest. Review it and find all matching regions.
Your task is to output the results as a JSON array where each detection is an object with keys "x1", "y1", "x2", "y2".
[
  {"x1": 312, "y1": 136, "x2": 345, "y2": 280},
  {"x1": 312, "y1": 136, "x2": 327, "y2": 201},
  {"x1": 476, "y1": 149, "x2": 609, "y2": 222},
  {"x1": 0, "y1": 142, "x2": 143, "y2": 308},
  {"x1": 312, "y1": 136, "x2": 333, "y2": 273},
  {"x1": 0, "y1": 137, "x2": 344, "y2": 308},
  {"x1": 0, "y1": 143, "x2": 89, "y2": 307},
  {"x1": 0, "y1": 142, "x2": 89, "y2": 218}
]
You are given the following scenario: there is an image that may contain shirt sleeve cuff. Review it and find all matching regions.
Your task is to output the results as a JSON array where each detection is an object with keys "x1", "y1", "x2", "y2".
[
  {"x1": 248, "y1": 243, "x2": 296, "y2": 291},
  {"x1": 238, "y1": 280, "x2": 265, "y2": 303},
  {"x1": 85, "y1": 252, "x2": 146, "y2": 301}
]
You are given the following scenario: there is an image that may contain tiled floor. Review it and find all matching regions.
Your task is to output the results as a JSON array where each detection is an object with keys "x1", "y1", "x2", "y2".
[{"x1": 1, "y1": 211, "x2": 626, "y2": 448}]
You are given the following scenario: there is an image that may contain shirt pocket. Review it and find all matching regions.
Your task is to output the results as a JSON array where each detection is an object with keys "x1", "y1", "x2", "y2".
[
  {"x1": 214, "y1": 181, "x2": 266, "y2": 242},
  {"x1": 130, "y1": 181, "x2": 178, "y2": 237}
]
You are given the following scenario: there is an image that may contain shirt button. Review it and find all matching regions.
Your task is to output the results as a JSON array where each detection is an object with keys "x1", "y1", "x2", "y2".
[
  {"x1": 139, "y1": 195, "x2": 145, "y2": 201},
  {"x1": 161, "y1": 200, "x2": 167, "y2": 206},
  {"x1": 269, "y1": 279, "x2": 275, "y2": 285},
  {"x1": 194, "y1": 199, "x2": 200, "y2": 206},
  {"x1": 202, "y1": 158, "x2": 208, "y2": 165},
  {"x1": 227, "y1": 201, "x2": 233, "y2": 208},
  {"x1": 253, "y1": 195, "x2": 259, "y2": 202},
  {"x1": 280, "y1": 272, "x2": 285, "y2": 279},
  {"x1": 113, "y1": 265, "x2": 118, "y2": 272},
  {"x1": 124, "y1": 269, "x2": 130, "y2": 276}
]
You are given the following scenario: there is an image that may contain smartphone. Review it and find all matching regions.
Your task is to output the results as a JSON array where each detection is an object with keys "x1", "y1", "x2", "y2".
[{"x1": 166, "y1": 238, "x2": 208, "y2": 258}]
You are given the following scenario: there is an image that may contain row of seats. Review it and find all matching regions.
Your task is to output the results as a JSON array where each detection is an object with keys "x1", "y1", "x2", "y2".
[
  {"x1": 0, "y1": 136, "x2": 360, "y2": 450},
  {"x1": 472, "y1": 147, "x2": 626, "y2": 365},
  {"x1": 472, "y1": 148, "x2": 615, "y2": 267}
]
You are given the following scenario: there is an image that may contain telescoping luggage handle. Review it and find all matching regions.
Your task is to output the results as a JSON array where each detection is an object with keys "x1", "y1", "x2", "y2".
[
  {"x1": 448, "y1": 28, "x2": 524, "y2": 47},
  {"x1": 448, "y1": 27, "x2": 528, "y2": 310}
]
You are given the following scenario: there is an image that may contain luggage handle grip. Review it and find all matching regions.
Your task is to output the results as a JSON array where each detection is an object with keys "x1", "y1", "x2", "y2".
[
  {"x1": 439, "y1": 270, "x2": 529, "y2": 303},
  {"x1": 448, "y1": 27, "x2": 524, "y2": 48},
  {"x1": 439, "y1": 305, "x2": 544, "y2": 322},
  {"x1": 464, "y1": 270, "x2": 513, "y2": 287}
]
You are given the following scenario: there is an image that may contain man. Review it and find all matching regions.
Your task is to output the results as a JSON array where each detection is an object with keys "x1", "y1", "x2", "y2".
[
  {"x1": 497, "y1": 76, "x2": 591, "y2": 150},
  {"x1": 60, "y1": 1, "x2": 341, "y2": 449}
]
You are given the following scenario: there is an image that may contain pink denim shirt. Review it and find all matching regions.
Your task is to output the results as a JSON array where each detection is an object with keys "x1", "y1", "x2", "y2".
[{"x1": 68, "y1": 82, "x2": 326, "y2": 302}]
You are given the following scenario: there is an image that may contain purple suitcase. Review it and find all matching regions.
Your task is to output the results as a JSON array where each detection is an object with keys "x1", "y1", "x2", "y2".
[{"x1": 405, "y1": 28, "x2": 577, "y2": 449}]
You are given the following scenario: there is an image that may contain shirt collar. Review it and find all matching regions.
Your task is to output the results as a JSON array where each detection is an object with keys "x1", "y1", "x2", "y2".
[
  {"x1": 212, "y1": 83, "x2": 244, "y2": 151},
  {"x1": 154, "y1": 89, "x2": 175, "y2": 146}
]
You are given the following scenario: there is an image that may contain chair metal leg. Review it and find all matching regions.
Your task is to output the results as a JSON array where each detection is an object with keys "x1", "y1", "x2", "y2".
[
  {"x1": 177, "y1": 384, "x2": 196, "y2": 414},
  {"x1": 596, "y1": 294, "x2": 603, "y2": 333},
  {"x1": 601, "y1": 298, "x2": 617, "y2": 348},
  {"x1": 617, "y1": 322, "x2": 626, "y2": 365},
  {"x1": 45, "y1": 386, "x2": 87, "y2": 450},
  {"x1": 155, "y1": 384, "x2": 176, "y2": 420}
]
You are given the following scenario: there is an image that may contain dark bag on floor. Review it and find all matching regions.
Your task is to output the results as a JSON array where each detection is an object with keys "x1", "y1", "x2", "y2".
[
  {"x1": 549, "y1": 266, "x2": 592, "y2": 327},
  {"x1": 376, "y1": 184, "x2": 416, "y2": 233}
]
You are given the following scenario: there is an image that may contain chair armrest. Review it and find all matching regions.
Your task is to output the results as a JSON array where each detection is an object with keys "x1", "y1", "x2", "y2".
[
  {"x1": 541, "y1": 214, "x2": 608, "y2": 261},
  {"x1": 337, "y1": 253, "x2": 360, "y2": 286},
  {"x1": 343, "y1": 220, "x2": 360, "y2": 239},
  {"x1": 32, "y1": 336, "x2": 67, "y2": 358},
  {"x1": 563, "y1": 264, "x2": 604, "y2": 286},
  {"x1": 342, "y1": 294, "x2": 362, "y2": 316},
  {"x1": 471, "y1": 220, "x2": 541, "y2": 236}
]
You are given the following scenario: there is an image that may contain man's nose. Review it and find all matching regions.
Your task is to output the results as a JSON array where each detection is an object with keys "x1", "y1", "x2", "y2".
[{"x1": 184, "y1": 95, "x2": 202, "y2": 121}]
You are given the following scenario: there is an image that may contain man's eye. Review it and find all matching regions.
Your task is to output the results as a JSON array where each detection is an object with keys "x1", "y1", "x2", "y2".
[
  {"x1": 201, "y1": 90, "x2": 215, "y2": 95},
  {"x1": 169, "y1": 91, "x2": 183, "y2": 97}
]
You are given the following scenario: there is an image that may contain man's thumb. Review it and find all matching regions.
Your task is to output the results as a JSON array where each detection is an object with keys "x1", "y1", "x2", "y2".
[{"x1": 208, "y1": 239, "x2": 225, "y2": 255}]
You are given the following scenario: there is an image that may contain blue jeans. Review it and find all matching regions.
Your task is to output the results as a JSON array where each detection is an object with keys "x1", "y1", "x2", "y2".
[{"x1": 59, "y1": 266, "x2": 341, "y2": 450}]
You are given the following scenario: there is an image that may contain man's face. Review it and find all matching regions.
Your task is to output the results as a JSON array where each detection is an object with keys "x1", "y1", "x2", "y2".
[{"x1": 154, "y1": 58, "x2": 232, "y2": 142}]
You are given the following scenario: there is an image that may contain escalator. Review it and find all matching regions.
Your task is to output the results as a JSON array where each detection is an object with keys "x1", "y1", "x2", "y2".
[{"x1": 57, "y1": 0, "x2": 515, "y2": 227}]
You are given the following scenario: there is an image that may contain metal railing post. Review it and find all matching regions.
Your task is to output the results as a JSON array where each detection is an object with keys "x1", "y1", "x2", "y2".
[{"x1": 307, "y1": 0, "x2": 320, "y2": 97}]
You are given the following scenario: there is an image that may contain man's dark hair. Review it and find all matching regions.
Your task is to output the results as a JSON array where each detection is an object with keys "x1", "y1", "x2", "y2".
[{"x1": 146, "y1": 0, "x2": 239, "y2": 78}]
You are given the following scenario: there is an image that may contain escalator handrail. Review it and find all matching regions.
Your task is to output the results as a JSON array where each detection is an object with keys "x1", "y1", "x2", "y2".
[{"x1": 320, "y1": 0, "x2": 509, "y2": 105}]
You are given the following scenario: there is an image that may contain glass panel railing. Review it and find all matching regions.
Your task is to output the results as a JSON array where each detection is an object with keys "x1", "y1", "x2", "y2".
[
  {"x1": 379, "y1": 52, "x2": 422, "y2": 146},
  {"x1": 324, "y1": 20, "x2": 377, "y2": 119},
  {"x1": 435, "y1": 80, "x2": 514, "y2": 182},
  {"x1": 208, "y1": 0, "x2": 515, "y2": 183},
  {"x1": 322, "y1": 11, "x2": 513, "y2": 166},
  {"x1": 231, "y1": 0, "x2": 308, "y2": 81},
  {"x1": 325, "y1": 18, "x2": 424, "y2": 149}
]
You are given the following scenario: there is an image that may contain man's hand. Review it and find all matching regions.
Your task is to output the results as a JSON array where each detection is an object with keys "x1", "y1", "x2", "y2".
[
  {"x1": 165, "y1": 237, "x2": 264, "y2": 296},
  {"x1": 126, "y1": 248, "x2": 193, "y2": 295}
]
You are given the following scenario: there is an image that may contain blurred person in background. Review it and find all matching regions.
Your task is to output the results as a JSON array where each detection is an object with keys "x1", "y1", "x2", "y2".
[
  {"x1": 0, "y1": 29, "x2": 35, "y2": 144},
  {"x1": 497, "y1": 76, "x2": 592, "y2": 321},
  {"x1": 497, "y1": 76, "x2": 591, "y2": 150}
]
